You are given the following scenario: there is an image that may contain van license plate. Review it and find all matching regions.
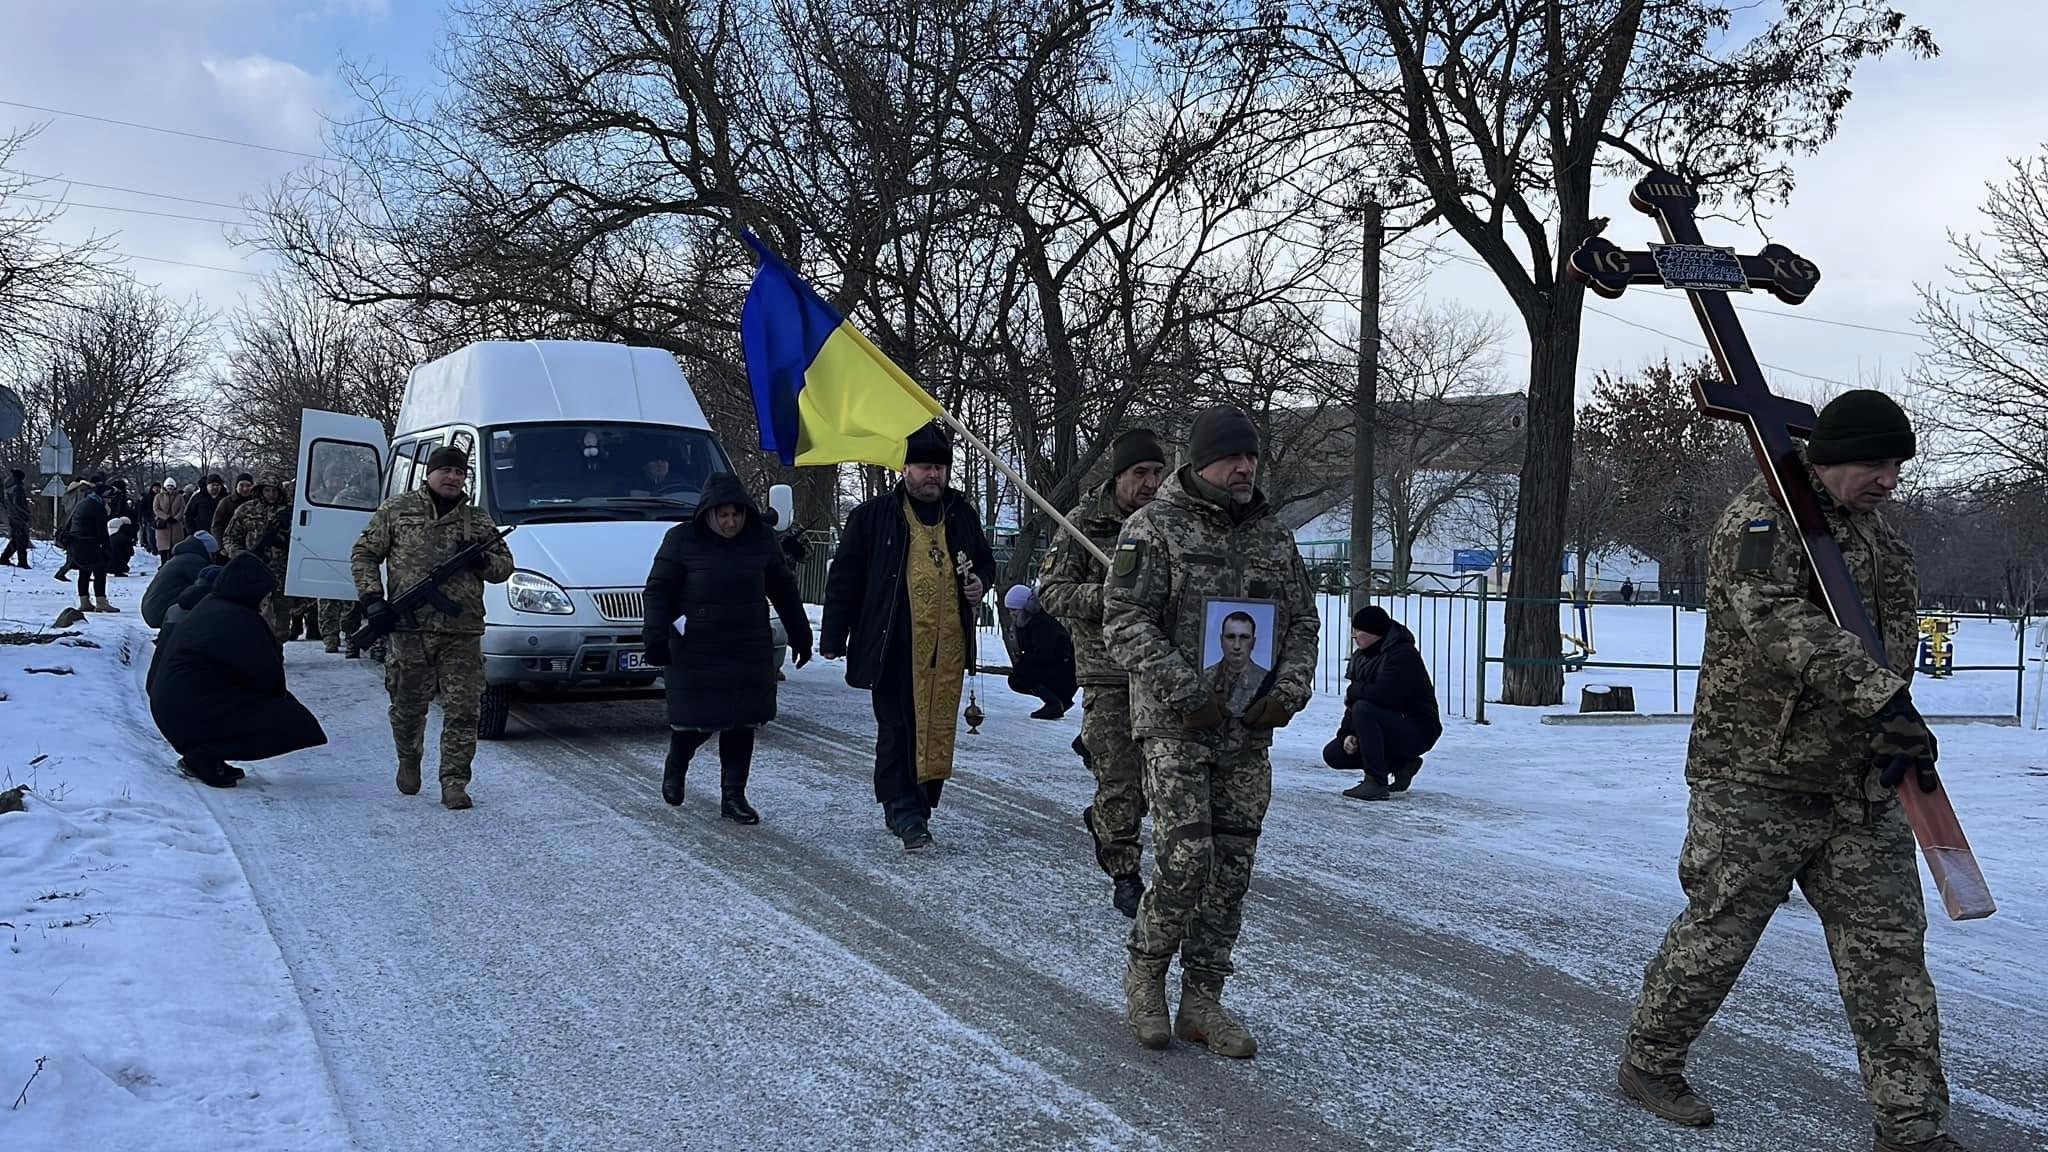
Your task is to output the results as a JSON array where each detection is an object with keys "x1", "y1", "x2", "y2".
[{"x1": 617, "y1": 650, "x2": 648, "y2": 672}]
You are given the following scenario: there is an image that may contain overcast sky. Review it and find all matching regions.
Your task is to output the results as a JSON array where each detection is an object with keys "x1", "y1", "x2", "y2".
[{"x1": 3, "y1": 1, "x2": 2043, "y2": 407}]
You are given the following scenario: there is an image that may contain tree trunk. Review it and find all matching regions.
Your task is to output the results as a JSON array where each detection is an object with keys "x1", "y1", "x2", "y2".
[
  {"x1": 1349, "y1": 200, "x2": 1383, "y2": 616},
  {"x1": 1501, "y1": 298, "x2": 1586, "y2": 706}
]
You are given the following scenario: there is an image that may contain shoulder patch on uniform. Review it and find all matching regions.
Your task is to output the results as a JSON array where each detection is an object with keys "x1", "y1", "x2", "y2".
[
  {"x1": 1736, "y1": 518, "x2": 1777, "y2": 573},
  {"x1": 1111, "y1": 538, "x2": 1145, "y2": 587}
]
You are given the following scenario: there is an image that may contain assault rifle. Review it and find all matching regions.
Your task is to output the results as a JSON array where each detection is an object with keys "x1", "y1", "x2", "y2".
[{"x1": 352, "y1": 526, "x2": 515, "y2": 648}]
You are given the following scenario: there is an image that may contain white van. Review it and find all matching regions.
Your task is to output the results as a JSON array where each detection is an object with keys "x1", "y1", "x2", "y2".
[{"x1": 286, "y1": 340, "x2": 792, "y2": 738}]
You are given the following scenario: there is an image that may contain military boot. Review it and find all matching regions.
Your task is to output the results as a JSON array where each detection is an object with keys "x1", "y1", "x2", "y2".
[
  {"x1": 1122, "y1": 961, "x2": 1171, "y2": 1050},
  {"x1": 1874, "y1": 1135, "x2": 1971, "y2": 1152},
  {"x1": 1617, "y1": 1059, "x2": 1715, "y2": 1127},
  {"x1": 1174, "y1": 977, "x2": 1256, "y2": 1058},
  {"x1": 395, "y1": 760, "x2": 422, "y2": 796},
  {"x1": 94, "y1": 595, "x2": 119, "y2": 613},
  {"x1": 441, "y1": 779, "x2": 473, "y2": 810}
]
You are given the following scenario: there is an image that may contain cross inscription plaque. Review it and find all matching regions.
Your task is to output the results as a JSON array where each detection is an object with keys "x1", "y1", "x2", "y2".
[{"x1": 1568, "y1": 169, "x2": 1995, "y2": 921}]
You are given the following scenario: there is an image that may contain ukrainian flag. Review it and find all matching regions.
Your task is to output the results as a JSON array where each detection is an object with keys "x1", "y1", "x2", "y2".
[{"x1": 741, "y1": 231, "x2": 944, "y2": 469}]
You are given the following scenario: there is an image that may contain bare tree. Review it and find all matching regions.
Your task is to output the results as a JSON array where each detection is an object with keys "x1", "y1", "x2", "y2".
[
  {"x1": 0, "y1": 126, "x2": 108, "y2": 363},
  {"x1": 14, "y1": 279, "x2": 212, "y2": 476},
  {"x1": 1912, "y1": 148, "x2": 2048, "y2": 492}
]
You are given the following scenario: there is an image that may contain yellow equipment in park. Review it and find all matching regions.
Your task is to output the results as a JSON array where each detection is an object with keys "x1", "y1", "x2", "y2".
[{"x1": 1916, "y1": 617, "x2": 1957, "y2": 679}]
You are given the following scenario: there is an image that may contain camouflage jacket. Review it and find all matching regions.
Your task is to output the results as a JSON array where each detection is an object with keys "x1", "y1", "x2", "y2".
[
  {"x1": 1037, "y1": 482, "x2": 1134, "y2": 687},
  {"x1": 1688, "y1": 470, "x2": 1917, "y2": 797},
  {"x1": 225, "y1": 497, "x2": 292, "y2": 568},
  {"x1": 1101, "y1": 468, "x2": 1319, "y2": 748},
  {"x1": 350, "y1": 488, "x2": 515, "y2": 636}
]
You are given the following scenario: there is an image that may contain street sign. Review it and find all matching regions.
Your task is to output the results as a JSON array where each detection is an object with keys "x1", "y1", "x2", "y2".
[{"x1": 39, "y1": 427, "x2": 73, "y2": 478}]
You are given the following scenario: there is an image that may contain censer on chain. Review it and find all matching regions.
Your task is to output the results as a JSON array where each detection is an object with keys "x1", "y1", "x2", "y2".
[{"x1": 955, "y1": 549, "x2": 985, "y2": 733}]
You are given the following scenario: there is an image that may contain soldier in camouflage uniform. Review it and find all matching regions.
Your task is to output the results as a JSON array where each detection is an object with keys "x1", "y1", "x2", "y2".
[
  {"x1": 225, "y1": 476, "x2": 296, "y2": 643},
  {"x1": 1103, "y1": 406, "x2": 1318, "y2": 1059},
  {"x1": 1039, "y1": 427, "x2": 1168, "y2": 919},
  {"x1": 1619, "y1": 391, "x2": 1965, "y2": 1152},
  {"x1": 311, "y1": 457, "x2": 379, "y2": 656},
  {"x1": 351, "y1": 446, "x2": 515, "y2": 810}
]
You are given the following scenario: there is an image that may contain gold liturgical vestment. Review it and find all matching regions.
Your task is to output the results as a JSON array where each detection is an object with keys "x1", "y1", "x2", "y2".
[{"x1": 902, "y1": 497, "x2": 966, "y2": 783}]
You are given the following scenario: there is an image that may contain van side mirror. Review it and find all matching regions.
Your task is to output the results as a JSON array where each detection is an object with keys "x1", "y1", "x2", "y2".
[{"x1": 768, "y1": 483, "x2": 795, "y2": 533}]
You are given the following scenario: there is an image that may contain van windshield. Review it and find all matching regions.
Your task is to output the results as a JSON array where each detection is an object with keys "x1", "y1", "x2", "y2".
[{"x1": 481, "y1": 422, "x2": 732, "y2": 524}]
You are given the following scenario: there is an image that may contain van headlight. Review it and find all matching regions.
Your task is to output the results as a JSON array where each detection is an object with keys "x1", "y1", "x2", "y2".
[{"x1": 507, "y1": 570, "x2": 574, "y2": 615}]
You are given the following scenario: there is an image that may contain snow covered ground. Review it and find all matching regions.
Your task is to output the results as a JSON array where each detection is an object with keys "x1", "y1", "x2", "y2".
[{"x1": 4, "y1": 548, "x2": 2044, "y2": 1151}]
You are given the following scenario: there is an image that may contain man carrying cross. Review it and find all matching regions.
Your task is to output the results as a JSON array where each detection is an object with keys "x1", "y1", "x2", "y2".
[{"x1": 1618, "y1": 391, "x2": 1966, "y2": 1152}]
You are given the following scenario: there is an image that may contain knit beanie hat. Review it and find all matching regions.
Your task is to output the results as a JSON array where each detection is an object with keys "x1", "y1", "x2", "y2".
[
  {"x1": 425, "y1": 446, "x2": 469, "y2": 474},
  {"x1": 1807, "y1": 389, "x2": 1915, "y2": 465},
  {"x1": 236, "y1": 472, "x2": 254, "y2": 484},
  {"x1": 1187, "y1": 406, "x2": 1259, "y2": 471},
  {"x1": 903, "y1": 422, "x2": 952, "y2": 467},
  {"x1": 191, "y1": 531, "x2": 218, "y2": 555},
  {"x1": 1003, "y1": 584, "x2": 1037, "y2": 611},
  {"x1": 1109, "y1": 428, "x2": 1166, "y2": 477},
  {"x1": 206, "y1": 473, "x2": 225, "y2": 486},
  {"x1": 1352, "y1": 605, "x2": 1393, "y2": 636}
]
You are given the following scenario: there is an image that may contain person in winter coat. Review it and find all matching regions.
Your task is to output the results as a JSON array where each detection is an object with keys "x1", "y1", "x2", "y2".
[
  {"x1": 211, "y1": 473, "x2": 256, "y2": 543},
  {"x1": 143, "y1": 533, "x2": 218, "y2": 628},
  {"x1": 184, "y1": 474, "x2": 225, "y2": 550},
  {"x1": 3, "y1": 467, "x2": 32, "y2": 569},
  {"x1": 640, "y1": 472, "x2": 813, "y2": 823},
  {"x1": 1003, "y1": 584, "x2": 1077, "y2": 719},
  {"x1": 148, "y1": 552, "x2": 327, "y2": 787},
  {"x1": 62, "y1": 480, "x2": 116, "y2": 613},
  {"x1": 1322, "y1": 605, "x2": 1442, "y2": 801},
  {"x1": 226, "y1": 476, "x2": 296, "y2": 642},
  {"x1": 105, "y1": 479, "x2": 139, "y2": 576},
  {"x1": 148, "y1": 559, "x2": 220, "y2": 695},
  {"x1": 152, "y1": 478, "x2": 189, "y2": 559}
]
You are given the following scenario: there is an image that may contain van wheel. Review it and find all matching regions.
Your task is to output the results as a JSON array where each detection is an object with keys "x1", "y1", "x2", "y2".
[{"x1": 478, "y1": 685, "x2": 512, "y2": 740}]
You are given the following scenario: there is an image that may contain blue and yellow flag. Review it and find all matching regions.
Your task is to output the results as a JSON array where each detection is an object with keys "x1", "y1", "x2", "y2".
[{"x1": 741, "y1": 232, "x2": 943, "y2": 469}]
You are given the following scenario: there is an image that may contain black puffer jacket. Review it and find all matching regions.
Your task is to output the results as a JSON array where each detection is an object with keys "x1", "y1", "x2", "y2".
[
  {"x1": 641, "y1": 472, "x2": 813, "y2": 731},
  {"x1": 820, "y1": 485, "x2": 995, "y2": 690},
  {"x1": 1339, "y1": 621, "x2": 1444, "y2": 751},
  {"x1": 1010, "y1": 609, "x2": 1077, "y2": 702},
  {"x1": 65, "y1": 488, "x2": 110, "y2": 569},
  {"x1": 183, "y1": 488, "x2": 221, "y2": 540},
  {"x1": 142, "y1": 537, "x2": 215, "y2": 627},
  {"x1": 149, "y1": 553, "x2": 326, "y2": 762}
]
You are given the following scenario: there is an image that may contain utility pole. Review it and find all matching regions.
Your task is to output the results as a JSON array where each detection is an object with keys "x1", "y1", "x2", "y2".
[{"x1": 1349, "y1": 199, "x2": 1384, "y2": 615}]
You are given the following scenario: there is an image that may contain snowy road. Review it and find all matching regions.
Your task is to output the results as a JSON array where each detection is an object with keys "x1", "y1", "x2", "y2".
[{"x1": 185, "y1": 648, "x2": 2045, "y2": 1152}]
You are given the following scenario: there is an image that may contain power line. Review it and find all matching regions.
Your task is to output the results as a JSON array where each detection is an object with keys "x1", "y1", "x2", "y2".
[
  {"x1": 13, "y1": 193, "x2": 245, "y2": 227},
  {"x1": 1584, "y1": 305, "x2": 1854, "y2": 388},
  {"x1": 3, "y1": 168, "x2": 254, "y2": 214},
  {"x1": 0, "y1": 97, "x2": 327, "y2": 161},
  {"x1": 110, "y1": 251, "x2": 264, "y2": 278}
]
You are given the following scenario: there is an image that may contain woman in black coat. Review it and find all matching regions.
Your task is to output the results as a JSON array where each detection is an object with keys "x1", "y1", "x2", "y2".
[
  {"x1": 63, "y1": 481, "x2": 112, "y2": 612},
  {"x1": 641, "y1": 472, "x2": 813, "y2": 823},
  {"x1": 1324, "y1": 605, "x2": 1443, "y2": 801},
  {"x1": 149, "y1": 552, "x2": 327, "y2": 787}
]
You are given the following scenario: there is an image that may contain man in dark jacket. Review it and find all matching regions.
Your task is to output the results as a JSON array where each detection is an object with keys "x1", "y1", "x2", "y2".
[
  {"x1": 211, "y1": 473, "x2": 256, "y2": 543},
  {"x1": 1323, "y1": 605, "x2": 1442, "y2": 801},
  {"x1": 1002, "y1": 584, "x2": 1076, "y2": 719},
  {"x1": 148, "y1": 552, "x2": 327, "y2": 787},
  {"x1": 184, "y1": 475, "x2": 226, "y2": 549},
  {"x1": 820, "y1": 422, "x2": 996, "y2": 851},
  {"x1": 142, "y1": 533, "x2": 218, "y2": 628},
  {"x1": 64, "y1": 480, "x2": 115, "y2": 613},
  {"x1": 3, "y1": 467, "x2": 32, "y2": 569},
  {"x1": 641, "y1": 472, "x2": 813, "y2": 822}
]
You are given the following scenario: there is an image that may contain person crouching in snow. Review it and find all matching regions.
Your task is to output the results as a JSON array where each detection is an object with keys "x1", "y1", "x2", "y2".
[
  {"x1": 1323, "y1": 605, "x2": 1441, "y2": 801},
  {"x1": 149, "y1": 552, "x2": 327, "y2": 788},
  {"x1": 1003, "y1": 584, "x2": 1076, "y2": 719}
]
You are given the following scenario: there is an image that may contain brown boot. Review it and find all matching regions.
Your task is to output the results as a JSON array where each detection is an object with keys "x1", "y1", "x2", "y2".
[
  {"x1": 1618, "y1": 1059, "x2": 1715, "y2": 1127},
  {"x1": 94, "y1": 595, "x2": 119, "y2": 613},
  {"x1": 1174, "y1": 977, "x2": 1256, "y2": 1058},
  {"x1": 440, "y1": 779, "x2": 473, "y2": 810},
  {"x1": 1122, "y1": 961, "x2": 1171, "y2": 1050},
  {"x1": 395, "y1": 761, "x2": 422, "y2": 796}
]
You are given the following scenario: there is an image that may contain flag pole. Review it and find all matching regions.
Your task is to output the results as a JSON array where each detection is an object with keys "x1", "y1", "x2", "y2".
[{"x1": 838, "y1": 324, "x2": 1113, "y2": 568}]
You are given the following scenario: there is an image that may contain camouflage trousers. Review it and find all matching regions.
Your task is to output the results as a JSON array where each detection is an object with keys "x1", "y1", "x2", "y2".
[
  {"x1": 1080, "y1": 685, "x2": 1147, "y2": 878},
  {"x1": 1626, "y1": 779, "x2": 1948, "y2": 1145},
  {"x1": 317, "y1": 598, "x2": 361, "y2": 647},
  {"x1": 385, "y1": 631, "x2": 487, "y2": 785},
  {"x1": 257, "y1": 593, "x2": 305, "y2": 643},
  {"x1": 1128, "y1": 737, "x2": 1271, "y2": 987}
]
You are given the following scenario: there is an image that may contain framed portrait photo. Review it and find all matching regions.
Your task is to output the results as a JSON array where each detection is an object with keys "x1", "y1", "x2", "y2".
[{"x1": 1199, "y1": 597, "x2": 1281, "y2": 717}]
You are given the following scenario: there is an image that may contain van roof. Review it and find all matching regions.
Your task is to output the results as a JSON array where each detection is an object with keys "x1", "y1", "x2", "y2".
[{"x1": 396, "y1": 341, "x2": 711, "y2": 434}]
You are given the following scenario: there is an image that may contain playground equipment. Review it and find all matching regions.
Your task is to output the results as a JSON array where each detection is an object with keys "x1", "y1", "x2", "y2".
[
  {"x1": 1561, "y1": 597, "x2": 1596, "y2": 672},
  {"x1": 1917, "y1": 616, "x2": 1957, "y2": 679}
]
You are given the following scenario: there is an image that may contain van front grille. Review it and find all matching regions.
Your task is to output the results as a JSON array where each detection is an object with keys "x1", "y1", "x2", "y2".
[{"x1": 590, "y1": 590, "x2": 644, "y2": 622}]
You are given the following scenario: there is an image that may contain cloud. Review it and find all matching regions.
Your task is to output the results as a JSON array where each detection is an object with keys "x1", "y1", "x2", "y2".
[{"x1": 201, "y1": 53, "x2": 331, "y2": 148}]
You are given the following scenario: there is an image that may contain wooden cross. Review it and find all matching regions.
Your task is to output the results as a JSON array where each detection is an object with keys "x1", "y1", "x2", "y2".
[{"x1": 1568, "y1": 169, "x2": 1996, "y2": 921}]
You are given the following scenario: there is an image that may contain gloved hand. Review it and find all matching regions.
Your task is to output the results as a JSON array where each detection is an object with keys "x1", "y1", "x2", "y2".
[
  {"x1": 466, "y1": 548, "x2": 494, "y2": 571},
  {"x1": 1242, "y1": 695, "x2": 1298, "y2": 730},
  {"x1": 1872, "y1": 690, "x2": 1940, "y2": 794},
  {"x1": 359, "y1": 593, "x2": 395, "y2": 634},
  {"x1": 791, "y1": 645, "x2": 812, "y2": 669},
  {"x1": 1181, "y1": 690, "x2": 1227, "y2": 731}
]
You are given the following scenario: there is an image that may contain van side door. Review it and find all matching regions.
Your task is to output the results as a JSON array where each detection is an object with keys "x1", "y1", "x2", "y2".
[{"x1": 284, "y1": 410, "x2": 389, "y2": 601}]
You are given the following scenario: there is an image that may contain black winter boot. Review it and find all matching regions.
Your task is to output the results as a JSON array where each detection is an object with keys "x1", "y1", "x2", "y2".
[
  {"x1": 1390, "y1": 757, "x2": 1423, "y2": 792},
  {"x1": 661, "y1": 759, "x2": 686, "y2": 806},
  {"x1": 1343, "y1": 775, "x2": 1392, "y2": 801},
  {"x1": 721, "y1": 790, "x2": 761, "y2": 825}
]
